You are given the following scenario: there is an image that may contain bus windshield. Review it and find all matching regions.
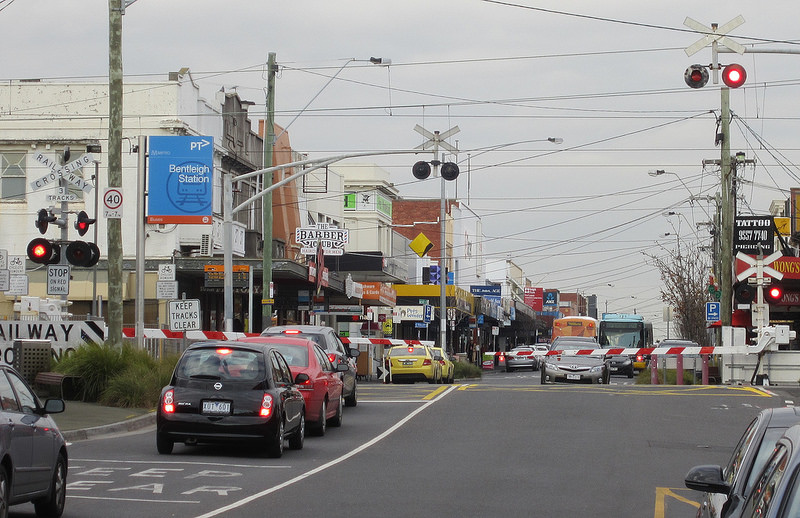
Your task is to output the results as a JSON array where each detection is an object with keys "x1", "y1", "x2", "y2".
[{"x1": 598, "y1": 321, "x2": 644, "y2": 348}]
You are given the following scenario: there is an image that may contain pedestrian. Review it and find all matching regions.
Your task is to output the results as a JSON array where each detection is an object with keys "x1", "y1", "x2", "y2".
[
  {"x1": 474, "y1": 343, "x2": 481, "y2": 366},
  {"x1": 467, "y1": 342, "x2": 474, "y2": 364}
]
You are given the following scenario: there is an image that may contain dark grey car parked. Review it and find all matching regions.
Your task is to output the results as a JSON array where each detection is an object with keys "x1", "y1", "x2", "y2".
[
  {"x1": 0, "y1": 363, "x2": 67, "y2": 518},
  {"x1": 261, "y1": 325, "x2": 360, "y2": 406}
]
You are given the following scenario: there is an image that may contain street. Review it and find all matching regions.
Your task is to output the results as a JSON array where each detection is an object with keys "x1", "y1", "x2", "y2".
[{"x1": 18, "y1": 373, "x2": 789, "y2": 518}]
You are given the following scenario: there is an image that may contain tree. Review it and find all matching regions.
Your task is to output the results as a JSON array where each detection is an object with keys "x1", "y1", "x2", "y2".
[{"x1": 646, "y1": 242, "x2": 712, "y2": 346}]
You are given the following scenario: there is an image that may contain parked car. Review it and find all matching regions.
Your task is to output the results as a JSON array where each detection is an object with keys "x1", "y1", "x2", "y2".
[
  {"x1": 261, "y1": 325, "x2": 360, "y2": 407},
  {"x1": 541, "y1": 339, "x2": 610, "y2": 384},
  {"x1": 505, "y1": 346, "x2": 538, "y2": 372},
  {"x1": 549, "y1": 335, "x2": 596, "y2": 349},
  {"x1": 240, "y1": 336, "x2": 347, "y2": 436},
  {"x1": 685, "y1": 406, "x2": 800, "y2": 518},
  {"x1": 734, "y1": 423, "x2": 800, "y2": 517},
  {"x1": 385, "y1": 345, "x2": 441, "y2": 384},
  {"x1": 157, "y1": 340, "x2": 306, "y2": 458},
  {"x1": 0, "y1": 363, "x2": 67, "y2": 518},
  {"x1": 431, "y1": 347, "x2": 454, "y2": 383}
]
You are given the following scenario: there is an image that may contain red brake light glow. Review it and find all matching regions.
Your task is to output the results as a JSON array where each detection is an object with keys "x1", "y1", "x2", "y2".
[
  {"x1": 284, "y1": 329, "x2": 301, "y2": 335},
  {"x1": 328, "y1": 353, "x2": 337, "y2": 363},
  {"x1": 408, "y1": 347, "x2": 414, "y2": 353},
  {"x1": 216, "y1": 348, "x2": 233, "y2": 355},
  {"x1": 162, "y1": 389, "x2": 175, "y2": 414},
  {"x1": 260, "y1": 393, "x2": 274, "y2": 417},
  {"x1": 422, "y1": 359, "x2": 431, "y2": 366}
]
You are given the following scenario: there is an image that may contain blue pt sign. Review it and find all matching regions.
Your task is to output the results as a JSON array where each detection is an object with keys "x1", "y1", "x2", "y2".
[{"x1": 147, "y1": 136, "x2": 214, "y2": 224}]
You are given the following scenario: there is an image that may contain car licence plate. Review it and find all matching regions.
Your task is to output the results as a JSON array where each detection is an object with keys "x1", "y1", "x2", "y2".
[
  {"x1": 610, "y1": 367, "x2": 618, "y2": 372},
  {"x1": 202, "y1": 400, "x2": 231, "y2": 415},
  {"x1": 400, "y1": 360, "x2": 414, "y2": 366},
  {"x1": 566, "y1": 374, "x2": 581, "y2": 381}
]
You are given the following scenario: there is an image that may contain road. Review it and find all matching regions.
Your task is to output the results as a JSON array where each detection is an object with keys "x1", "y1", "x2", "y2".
[{"x1": 13, "y1": 371, "x2": 792, "y2": 518}]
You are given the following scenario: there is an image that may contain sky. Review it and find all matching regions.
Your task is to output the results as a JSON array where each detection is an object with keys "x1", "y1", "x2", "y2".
[{"x1": 3, "y1": 0, "x2": 800, "y2": 338}]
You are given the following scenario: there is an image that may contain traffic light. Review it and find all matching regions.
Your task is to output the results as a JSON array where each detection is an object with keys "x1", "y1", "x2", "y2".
[
  {"x1": 733, "y1": 282, "x2": 755, "y2": 305},
  {"x1": 27, "y1": 238, "x2": 61, "y2": 265},
  {"x1": 74, "y1": 210, "x2": 96, "y2": 237},
  {"x1": 684, "y1": 64, "x2": 709, "y2": 89},
  {"x1": 440, "y1": 162, "x2": 459, "y2": 181},
  {"x1": 412, "y1": 161, "x2": 431, "y2": 180},
  {"x1": 65, "y1": 241, "x2": 100, "y2": 267},
  {"x1": 35, "y1": 208, "x2": 57, "y2": 234},
  {"x1": 765, "y1": 284, "x2": 784, "y2": 304},
  {"x1": 722, "y1": 63, "x2": 747, "y2": 88}
]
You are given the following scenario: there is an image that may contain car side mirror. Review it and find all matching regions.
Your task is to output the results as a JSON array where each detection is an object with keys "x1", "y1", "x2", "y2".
[
  {"x1": 336, "y1": 362, "x2": 349, "y2": 372},
  {"x1": 348, "y1": 347, "x2": 361, "y2": 358},
  {"x1": 685, "y1": 465, "x2": 730, "y2": 494},
  {"x1": 294, "y1": 373, "x2": 310, "y2": 385},
  {"x1": 42, "y1": 399, "x2": 65, "y2": 415}
]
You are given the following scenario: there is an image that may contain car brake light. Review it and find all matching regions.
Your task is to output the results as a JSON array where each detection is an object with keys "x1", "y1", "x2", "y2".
[
  {"x1": 328, "y1": 353, "x2": 338, "y2": 364},
  {"x1": 636, "y1": 354, "x2": 644, "y2": 362},
  {"x1": 260, "y1": 393, "x2": 274, "y2": 417},
  {"x1": 423, "y1": 359, "x2": 431, "y2": 366},
  {"x1": 216, "y1": 348, "x2": 233, "y2": 355},
  {"x1": 162, "y1": 389, "x2": 175, "y2": 414},
  {"x1": 408, "y1": 347, "x2": 414, "y2": 353},
  {"x1": 284, "y1": 329, "x2": 301, "y2": 335}
]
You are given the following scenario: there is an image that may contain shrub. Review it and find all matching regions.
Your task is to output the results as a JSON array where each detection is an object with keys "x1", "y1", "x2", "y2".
[
  {"x1": 101, "y1": 354, "x2": 179, "y2": 408},
  {"x1": 453, "y1": 360, "x2": 482, "y2": 380},
  {"x1": 55, "y1": 343, "x2": 135, "y2": 401},
  {"x1": 635, "y1": 368, "x2": 695, "y2": 385}
]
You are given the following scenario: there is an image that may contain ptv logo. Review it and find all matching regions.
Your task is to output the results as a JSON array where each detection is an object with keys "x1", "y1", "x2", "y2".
[{"x1": 189, "y1": 139, "x2": 210, "y2": 151}]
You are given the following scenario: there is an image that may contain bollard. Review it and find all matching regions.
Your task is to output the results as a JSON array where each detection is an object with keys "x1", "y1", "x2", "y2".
[
  {"x1": 676, "y1": 354, "x2": 683, "y2": 385},
  {"x1": 650, "y1": 354, "x2": 659, "y2": 385},
  {"x1": 701, "y1": 354, "x2": 709, "y2": 385}
]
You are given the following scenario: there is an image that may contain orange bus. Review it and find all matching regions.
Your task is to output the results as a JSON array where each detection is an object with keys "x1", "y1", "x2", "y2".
[{"x1": 552, "y1": 316, "x2": 598, "y2": 340}]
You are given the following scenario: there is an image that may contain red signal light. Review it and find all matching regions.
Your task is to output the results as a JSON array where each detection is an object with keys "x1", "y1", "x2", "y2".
[
  {"x1": 74, "y1": 210, "x2": 96, "y2": 237},
  {"x1": 722, "y1": 64, "x2": 747, "y2": 88},
  {"x1": 27, "y1": 238, "x2": 60, "y2": 264},
  {"x1": 766, "y1": 285, "x2": 784, "y2": 304}
]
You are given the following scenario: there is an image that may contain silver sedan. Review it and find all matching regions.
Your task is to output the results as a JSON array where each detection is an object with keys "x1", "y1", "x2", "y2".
[
  {"x1": 505, "y1": 346, "x2": 538, "y2": 372},
  {"x1": 540, "y1": 340, "x2": 610, "y2": 384}
]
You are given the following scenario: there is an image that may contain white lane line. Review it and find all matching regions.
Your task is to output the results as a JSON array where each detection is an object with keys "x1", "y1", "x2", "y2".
[
  {"x1": 70, "y1": 459, "x2": 289, "y2": 469},
  {"x1": 195, "y1": 384, "x2": 459, "y2": 518},
  {"x1": 68, "y1": 495, "x2": 199, "y2": 504}
]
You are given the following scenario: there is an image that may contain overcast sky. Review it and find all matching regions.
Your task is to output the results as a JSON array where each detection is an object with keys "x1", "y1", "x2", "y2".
[{"x1": 3, "y1": 1, "x2": 799, "y2": 337}]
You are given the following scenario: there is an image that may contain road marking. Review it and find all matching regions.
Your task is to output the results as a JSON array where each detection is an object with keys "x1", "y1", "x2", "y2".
[
  {"x1": 654, "y1": 487, "x2": 700, "y2": 518},
  {"x1": 423, "y1": 386, "x2": 449, "y2": 400},
  {"x1": 70, "y1": 458, "x2": 290, "y2": 469},
  {"x1": 69, "y1": 495, "x2": 199, "y2": 504},
  {"x1": 194, "y1": 385, "x2": 459, "y2": 518}
]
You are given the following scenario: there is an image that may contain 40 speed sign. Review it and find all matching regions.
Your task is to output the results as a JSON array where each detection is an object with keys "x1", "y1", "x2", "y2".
[{"x1": 103, "y1": 188, "x2": 123, "y2": 219}]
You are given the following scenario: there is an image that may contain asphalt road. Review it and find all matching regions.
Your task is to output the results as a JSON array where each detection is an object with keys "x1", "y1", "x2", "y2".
[{"x1": 14, "y1": 372, "x2": 792, "y2": 518}]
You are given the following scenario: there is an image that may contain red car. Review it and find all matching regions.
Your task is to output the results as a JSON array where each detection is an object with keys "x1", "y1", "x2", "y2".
[{"x1": 240, "y1": 336, "x2": 347, "y2": 436}]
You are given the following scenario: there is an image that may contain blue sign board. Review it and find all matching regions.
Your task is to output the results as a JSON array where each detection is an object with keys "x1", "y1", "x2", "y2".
[
  {"x1": 470, "y1": 285, "x2": 501, "y2": 297},
  {"x1": 423, "y1": 304, "x2": 433, "y2": 323},
  {"x1": 147, "y1": 136, "x2": 214, "y2": 224},
  {"x1": 705, "y1": 302, "x2": 721, "y2": 322}
]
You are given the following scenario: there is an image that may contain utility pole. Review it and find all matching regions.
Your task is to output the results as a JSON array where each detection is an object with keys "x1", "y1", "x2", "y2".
[
  {"x1": 719, "y1": 87, "x2": 733, "y2": 327},
  {"x1": 107, "y1": 0, "x2": 124, "y2": 347},
  {"x1": 261, "y1": 52, "x2": 276, "y2": 330}
]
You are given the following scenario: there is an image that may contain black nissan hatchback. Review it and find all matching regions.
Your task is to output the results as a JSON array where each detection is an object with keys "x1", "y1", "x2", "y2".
[{"x1": 156, "y1": 341, "x2": 306, "y2": 458}]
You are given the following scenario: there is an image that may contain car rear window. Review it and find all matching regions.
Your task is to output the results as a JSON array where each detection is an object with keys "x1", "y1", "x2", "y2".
[
  {"x1": 270, "y1": 344, "x2": 310, "y2": 367},
  {"x1": 177, "y1": 348, "x2": 264, "y2": 381},
  {"x1": 267, "y1": 330, "x2": 325, "y2": 348},
  {"x1": 389, "y1": 347, "x2": 426, "y2": 356}
]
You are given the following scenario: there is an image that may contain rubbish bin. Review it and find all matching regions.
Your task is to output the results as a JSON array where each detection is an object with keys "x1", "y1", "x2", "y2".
[{"x1": 13, "y1": 339, "x2": 51, "y2": 385}]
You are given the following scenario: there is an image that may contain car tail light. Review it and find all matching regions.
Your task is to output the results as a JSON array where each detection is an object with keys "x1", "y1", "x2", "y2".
[
  {"x1": 439, "y1": 360, "x2": 445, "y2": 365},
  {"x1": 216, "y1": 348, "x2": 233, "y2": 355},
  {"x1": 422, "y1": 359, "x2": 431, "y2": 366},
  {"x1": 636, "y1": 354, "x2": 644, "y2": 362},
  {"x1": 260, "y1": 393, "x2": 274, "y2": 417},
  {"x1": 328, "y1": 353, "x2": 338, "y2": 364},
  {"x1": 162, "y1": 389, "x2": 175, "y2": 414},
  {"x1": 284, "y1": 329, "x2": 301, "y2": 335},
  {"x1": 408, "y1": 347, "x2": 415, "y2": 354}
]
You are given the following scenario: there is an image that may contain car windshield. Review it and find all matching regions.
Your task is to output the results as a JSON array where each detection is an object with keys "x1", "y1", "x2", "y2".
[
  {"x1": 177, "y1": 348, "x2": 264, "y2": 381},
  {"x1": 270, "y1": 344, "x2": 310, "y2": 367}
]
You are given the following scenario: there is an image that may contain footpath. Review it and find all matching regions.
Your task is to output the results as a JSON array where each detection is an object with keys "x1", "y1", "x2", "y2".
[{"x1": 52, "y1": 401, "x2": 155, "y2": 442}]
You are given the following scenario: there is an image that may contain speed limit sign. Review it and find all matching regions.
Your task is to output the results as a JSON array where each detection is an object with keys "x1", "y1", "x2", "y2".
[{"x1": 103, "y1": 188, "x2": 123, "y2": 219}]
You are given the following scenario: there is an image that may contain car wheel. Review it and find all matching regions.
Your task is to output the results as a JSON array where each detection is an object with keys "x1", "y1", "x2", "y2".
[
  {"x1": 0, "y1": 465, "x2": 8, "y2": 518},
  {"x1": 313, "y1": 399, "x2": 327, "y2": 436},
  {"x1": 344, "y1": 382, "x2": 357, "y2": 407},
  {"x1": 288, "y1": 412, "x2": 304, "y2": 450},
  {"x1": 33, "y1": 453, "x2": 66, "y2": 518},
  {"x1": 156, "y1": 432, "x2": 174, "y2": 455},
  {"x1": 329, "y1": 395, "x2": 343, "y2": 427},
  {"x1": 267, "y1": 417, "x2": 285, "y2": 458}
]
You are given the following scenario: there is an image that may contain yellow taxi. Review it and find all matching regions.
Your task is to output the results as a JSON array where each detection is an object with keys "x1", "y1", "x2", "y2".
[
  {"x1": 431, "y1": 347, "x2": 455, "y2": 384},
  {"x1": 384, "y1": 345, "x2": 441, "y2": 384}
]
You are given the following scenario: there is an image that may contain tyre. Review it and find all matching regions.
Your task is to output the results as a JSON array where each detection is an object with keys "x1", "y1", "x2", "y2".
[
  {"x1": 0, "y1": 465, "x2": 8, "y2": 518},
  {"x1": 156, "y1": 432, "x2": 174, "y2": 455},
  {"x1": 312, "y1": 399, "x2": 327, "y2": 436},
  {"x1": 288, "y1": 412, "x2": 304, "y2": 450},
  {"x1": 267, "y1": 418, "x2": 285, "y2": 458},
  {"x1": 34, "y1": 453, "x2": 66, "y2": 517},
  {"x1": 329, "y1": 395, "x2": 343, "y2": 427},
  {"x1": 344, "y1": 382, "x2": 357, "y2": 407}
]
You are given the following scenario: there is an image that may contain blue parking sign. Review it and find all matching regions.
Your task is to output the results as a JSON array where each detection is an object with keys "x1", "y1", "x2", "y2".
[{"x1": 705, "y1": 302, "x2": 721, "y2": 322}]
